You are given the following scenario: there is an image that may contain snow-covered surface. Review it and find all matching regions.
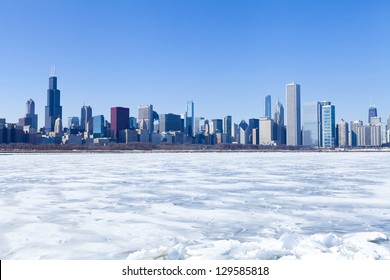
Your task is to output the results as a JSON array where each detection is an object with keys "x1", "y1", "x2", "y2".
[{"x1": 0, "y1": 152, "x2": 389, "y2": 260}]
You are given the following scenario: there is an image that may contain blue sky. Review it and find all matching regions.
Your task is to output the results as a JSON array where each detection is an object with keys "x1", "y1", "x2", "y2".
[{"x1": 0, "y1": 0, "x2": 389, "y2": 127}]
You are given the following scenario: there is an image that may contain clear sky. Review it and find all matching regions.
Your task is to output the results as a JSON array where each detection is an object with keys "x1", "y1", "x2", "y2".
[{"x1": 0, "y1": 0, "x2": 389, "y2": 127}]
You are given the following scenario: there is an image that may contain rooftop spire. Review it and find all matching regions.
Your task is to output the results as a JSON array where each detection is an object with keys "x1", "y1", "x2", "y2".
[{"x1": 50, "y1": 65, "x2": 56, "y2": 77}]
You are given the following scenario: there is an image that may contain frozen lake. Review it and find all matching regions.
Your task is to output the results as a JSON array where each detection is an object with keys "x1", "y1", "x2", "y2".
[{"x1": 0, "y1": 152, "x2": 389, "y2": 259}]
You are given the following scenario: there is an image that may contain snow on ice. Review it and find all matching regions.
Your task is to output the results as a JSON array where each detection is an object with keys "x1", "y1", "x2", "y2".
[{"x1": 0, "y1": 152, "x2": 389, "y2": 259}]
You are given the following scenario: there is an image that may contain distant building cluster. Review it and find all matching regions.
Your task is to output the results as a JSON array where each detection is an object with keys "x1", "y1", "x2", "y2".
[{"x1": 1, "y1": 72, "x2": 389, "y2": 148}]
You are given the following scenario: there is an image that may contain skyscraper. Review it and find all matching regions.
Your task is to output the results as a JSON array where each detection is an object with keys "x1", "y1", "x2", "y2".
[
  {"x1": 81, "y1": 105, "x2": 93, "y2": 132},
  {"x1": 273, "y1": 99, "x2": 285, "y2": 145},
  {"x1": 239, "y1": 120, "x2": 249, "y2": 145},
  {"x1": 337, "y1": 119, "x2": 348, "y2": 148},
  {"x1": 138, "y1": 105, "x2": 154, "y2": 136},
  {"x1": 68, "y1": 117, "x2": 80, "y2": 128},
  {"x1": 195, "y1": 117, "x2": 206, "y2": 134},
  {"x1": 302, "y1": 102, "x2": 321, "y2": 147},
  {"x1": 45, "y1": 68, "x2": 62, "y2": 132},
  {"x1": 321, "y1": 102, "x2": 336, "y2": 148},
  {"x1": 110, "y1": 107, "x2": 129, "y2": 139},
  {"x1": 264, "y1": 95, "x2": 271, "y2": 119},
  {"x1": 25, "y1": 99, "x2": 38, "y2": 129},
  {"x1": 93, "y1": 115, "x2": 105, "y2": 138},
  {"x1": 260, "y1": 117, "x2": 274, "y2": 144},
  {"x1": 368, "y1": 106, "x2": 377, "y2": 124},
  {"x1": 185, "y1": 101, "x2": 195, "y2": 137},
  {"x1": 223, "y1": 115, "x2": 232, "y2": 143},
  {"x1": 129, "y1": 117, "x2": 138, "y2": 129},
  {"x1": 350, "y1": 120, "x2": 363, "y2": 147},
  {"x1": 210, "y1": 119, "x2": 223, "y2": 134},
  {"x1": 286, "y1": 83, "x2": 301, "y2": 146},
  {"x1": 159, "y1": 113, "x2": 181, "y2": 132},
  {"x1": 248, "y1": 118, "x2": 259, "y2": 145}
]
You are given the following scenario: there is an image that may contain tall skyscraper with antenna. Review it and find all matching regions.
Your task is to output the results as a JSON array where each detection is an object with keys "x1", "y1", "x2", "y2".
[{"x1": 45, "y1": 67, "x2": 62, "y2": 132}]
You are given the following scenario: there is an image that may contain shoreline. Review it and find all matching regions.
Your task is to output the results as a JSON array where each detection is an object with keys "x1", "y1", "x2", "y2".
[{"x1": 1, "y1": 147, "x2": 390, "y2": 154}]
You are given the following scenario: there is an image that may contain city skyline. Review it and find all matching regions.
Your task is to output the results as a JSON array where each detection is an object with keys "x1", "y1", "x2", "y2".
[
  {"x1": 0, "y1": 1, "x2": 389, "y2": 126},
  {"x1": 1, "y1": 69, "x2": 389, "y2": 130}
]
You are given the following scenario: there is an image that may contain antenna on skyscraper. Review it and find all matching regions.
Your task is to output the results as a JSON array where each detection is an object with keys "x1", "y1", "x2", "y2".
[{"x1": 50, "y1": 65, "x2": 56, "y2": 77}]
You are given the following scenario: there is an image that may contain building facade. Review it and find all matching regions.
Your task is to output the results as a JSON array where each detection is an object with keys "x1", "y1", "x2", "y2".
[
  {"x1": 260, "y1": 117, "x2": 274, "y2": 144},
  {"x1": 248, "y1": 118, "x2": 260, "y2": 145},
  {"x1": 302, "y1": 101, "x2": 320, "y2": 147},
  {"x1": 185, "y1": 101, "x2": 195, "y2": 137},
  {"x1": 273, "y1": 99, "x2": 285, "y2": 145},
  {"x1": 321, "y1": 103, "x2": 336, "y2": 148},
  {"x1": 110, "y1": 107, "x2": 129, "y2": 139},
  {"x1": 239, "y1": 120, "x2": 249, "y2": 145},
  {"x1": 264, "y1": 95, "x2": 271, "y2": 119},
  {"x1": 81, "y1": 105, "x2": 93, "y2": 133},
  {"x1": 368, "y1": 106, "x2": 377, "y2": 124},
  {"x1": 223, "y1": 115, "x2": 232, "y2": 143},
  {"x1": 138, "y1": 105, "x2": 154, "y2": 136},
  {"x1": 337, "y1": 119, "x2": 348, "y2": 148},
  {"x1": 25, "y1": 99, "x2": 38, "y2": 129},
  {"x1": 45, "y1": 71, "x2": 62, "y2": 132},
  {"x1": 93, "y1": 115, "x2": 105, "y2": 138},
  {"x1": 68, "y1": 117, "x2": 80, "y2": 128},
  {"x1": 159, "y1": 113, "x2": 181, "y2": 132},
  {"x1": 210, "y1": 119, "x2": 223, "y2": 135},
  {"x1": 286, "y1": 83, "x2": 301, "y2": 146}
]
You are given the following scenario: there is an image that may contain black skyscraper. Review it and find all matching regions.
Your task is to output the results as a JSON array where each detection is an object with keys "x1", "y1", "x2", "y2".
[{"x1": 45, "y1": 69, "x2": 62, "y2": 132}]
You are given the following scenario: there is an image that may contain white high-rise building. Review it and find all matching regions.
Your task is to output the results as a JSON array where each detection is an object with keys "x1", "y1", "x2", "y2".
[
  {"x1": 138, "y1": 104, "x2": 154, "y2": 136},
  {"x1": 54, "y1": 117, "x2": 63, "y2": 134},
  {"x1": 286, "y1": 83, "x2": 301, "y2": 146},
  {"x1": 260, "y1": 117, "x2": 274, "y2": 144}
]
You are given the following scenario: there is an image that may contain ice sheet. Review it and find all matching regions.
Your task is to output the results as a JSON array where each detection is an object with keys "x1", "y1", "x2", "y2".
[{"x1": 0, "y1": 152, "x2": 389, "y2": 259}]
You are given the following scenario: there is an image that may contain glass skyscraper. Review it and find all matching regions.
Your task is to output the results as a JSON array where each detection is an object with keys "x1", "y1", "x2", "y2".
[
  {"x1": 185, "y1": 100, "x2": 195, "y2": 137},
  {"x1": 93, "y1": 115, "x2": 105, "y2": 138},
  {"x1": 68, "y1": 117, "x2": 80, "y2": 129},
  {"x1": 321, "y1": 103, "x2": 336, "y2": 148},
  {"x1": 81, "y1": 105, "x2": 93, "y2": 132},
  {"x1": 159, "y1": 113, "x2": 181, "y2": 132},
  {"x1": 368, "y1": 106, "x2": 377, "y2": 124},
  {"x1": 210, "y1": 119, "x2": 223, "y2": 134},
  {"x1": 302, "y1": 102, "x2": 320, "y2": 147},
  {"x1": 45, "y1": 70, "x2": 62, "y2": 132},
  {"x1": 273, "y1": 99, "x2": 285, "y2": 145},
  {"x1": 223, "y1": 115, "x2": 232, "y2": 143},
  {"x1": 286, "y1": 83, "x2": 301, "y2": 146},
  {"x1": 264, "y1": 95, "x2": 271, "y2": 119}
]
